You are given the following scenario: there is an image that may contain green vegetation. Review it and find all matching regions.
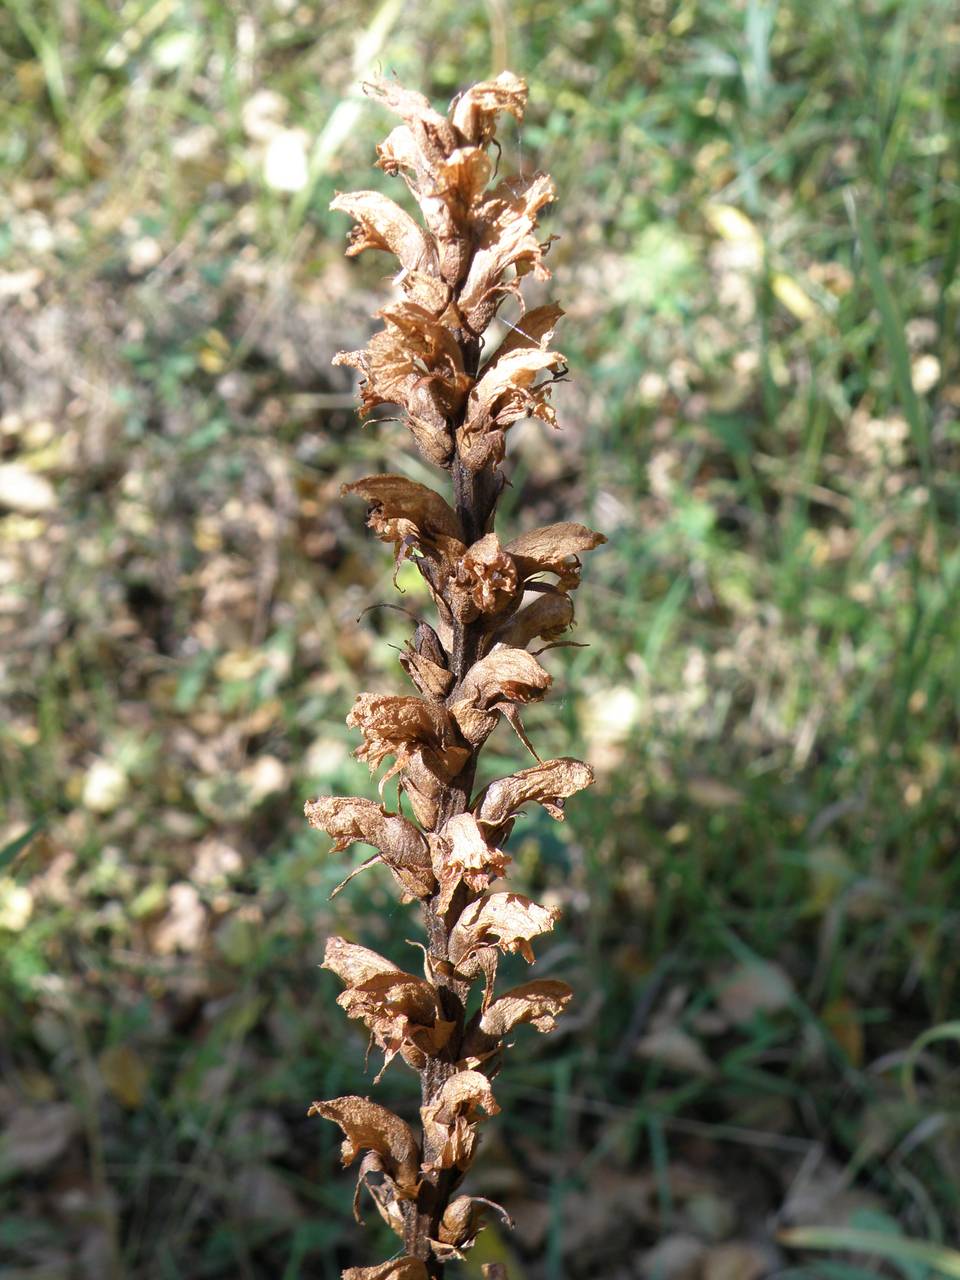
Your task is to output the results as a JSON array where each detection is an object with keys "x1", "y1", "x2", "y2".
[{"x1": 0, "y1": 1, "x2": 958, "y2": 1277}]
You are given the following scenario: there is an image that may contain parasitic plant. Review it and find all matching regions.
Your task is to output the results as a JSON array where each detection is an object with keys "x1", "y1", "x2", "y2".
[{"x1": 306, "y1": 72, "x2": 604, "y2": 1280}]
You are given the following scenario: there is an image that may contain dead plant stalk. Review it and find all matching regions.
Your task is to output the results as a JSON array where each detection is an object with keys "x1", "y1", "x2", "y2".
[{"x1": 305, "y1": 72, "x2": 605, "y2": 1280}]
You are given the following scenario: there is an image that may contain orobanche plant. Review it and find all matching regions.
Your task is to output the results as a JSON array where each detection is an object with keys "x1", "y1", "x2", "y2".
[{"x1": 305, "y1": 71, "x2": 605, "y2": 1280}]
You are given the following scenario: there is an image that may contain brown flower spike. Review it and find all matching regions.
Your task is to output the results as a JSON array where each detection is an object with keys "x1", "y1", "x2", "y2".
[{"x1": 307, "y1": 71, "x2": 604, "y2": 1278}]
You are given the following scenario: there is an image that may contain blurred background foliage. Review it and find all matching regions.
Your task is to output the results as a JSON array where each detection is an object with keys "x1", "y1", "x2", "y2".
[{"x1": 1, "y1": 0, "x2": 959, "y2": 1277}]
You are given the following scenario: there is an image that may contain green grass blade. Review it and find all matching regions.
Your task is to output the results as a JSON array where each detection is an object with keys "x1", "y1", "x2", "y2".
[
  {"x1": 850, "y1": 199, "x2": 932, "y2": 485},
  {"x1": 0, "y1": 821, "x2": 45, "y2": 875},
  {"x1": 779, "y1": 1227, "x2": 960, "y2": 1278},
  {"x1": 901, "y1": 1020, "x2": 960, "y2": 1106}
]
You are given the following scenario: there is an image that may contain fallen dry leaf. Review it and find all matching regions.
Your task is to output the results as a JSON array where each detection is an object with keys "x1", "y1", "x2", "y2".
[
  {"x1": 714, "y1": 960, "x2": 794, "y2": 1023},
  {"x1": 98, "y1": 1043, "x2": 149, "y2": 1110},
  {"x1": 0, "y1": 1102, "x2": 78, "y2": 1175},
  {"x1": 635, "y1": 1026, "x2": 715, "y2": 1078}
]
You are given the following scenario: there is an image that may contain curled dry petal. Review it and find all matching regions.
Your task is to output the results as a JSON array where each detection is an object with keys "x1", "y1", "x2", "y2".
[
  {"x1": 458, "y1": 347, "x2": 566, "y2": 472},
  {"x1": 449, "y1": 892, "x2": 559, "y2": 967},
  {"x1": 323, "y1": 936, "x2": 453, "y2": 1074},
  {"x1": 494, "y1": 590, "x2": 574, "y2": 649},
  {"x1": 304, "y1": 796, "x2": 435, "y2": 899},
  {"x1": 343, "y1": 1260, "x2": 429, "y2": 1280},
  {"x1": 438, "y1": 1195, "x2": 514, "y2": 1247},
  {"x1": 478, "y1": 979, "x2": 573, "y2": 1037},
  {"x1": 355, "y1": 1150, "x2": 406, "y2": 1235},
  {"x1": 346, "y1": 694, "x2": 469, "y2": 780},
  {"x1": 450, "y1": 647, "x2": 551, "y2": 747},
  {"x1": 323, "y1": 937, "x2": 401, "y2": 987},
  {"x1": 337, "y1": 977, "x2": 453, "y2": 1076},
  {"x1": 366, "y1": 76, "x2": 456, "y2": 133},
  {"x1": 450, "y1": 533, "x2": 518, "y2": 622},
  {"x1": 459, "y1": 173, "x2": 556, "y2": 335},
  {"x1": 458, "y1": 647, "x2": 552, "y2": 708},
  {"x1": 304, "y1": 796, "x2": 428, "y2": 859},
  {"x1": 421, "y1": 1070, "x2": 500, "y2": 1170},
  {"x1": 335, "y1": 305, "x2": 472, "y2": 468},
  {"x1": 475, "y1": 757, "x2": 595, "y2": 829},
  {"x1": 429, "y1": 812, "x2": 511, "y2": 914},
  {"x1": 482, "y1": 303, "x2": 564, "y2": 369},
  {"x1": 451, "y1": 71, "x2": 527, "y2": 146},
  {"x1": 330, "y1": 190, "x2": 438, "y2": 277},
  {"x1": 342, "y1": 474, "x2": 463, "y2": 554},
  {"x1": 506, "y1": 522, "x2": 607, "y2": 590},
  {"x1": 308, "y1": 1096, "x2": 420, "y2": 1194}
]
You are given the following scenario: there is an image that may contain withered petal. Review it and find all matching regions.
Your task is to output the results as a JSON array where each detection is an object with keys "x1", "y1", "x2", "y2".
[
  {"x1": 330, "y1": 190, "x2": 439, "y2": 277},
  {"x1": 456, "y1": 647, "x2": 552, "y2": 709},
  {"x1": 365, "y1": 76, "x2": 460, "y2": 160},
  {"x1": 346, "y1": 694, "x2": 459, "y2": 774},
  {"x1": 449, "y1": 892, "x2": 559, "y2": 967},
  {"x1": 429, "y1": 1068, "x2": 500, "y2": 1119},
  {"x1": 343, "y1": 474, "x2": 464, "y2": 546},
  {"x1": 458, "y1": 346, "x2": 566, "y2": 470},
  {"x1": 450, "y1": 71, "x2": 528, "y2": 146},
  {"x1": 493, "y1": 591, "x2": 574, "y2": 649},
  {"x1": 478, "y1": 979, "x2": 573, "y2": 1037},
  {"x1": 481, "y1": 303, "x2": 564, "y2": 371},
  {"x1": 323, "y1": 937, "x2": 402, "y2": 987},
  {"x1": 459, "y1": 172, "x2": 556, "y2": 334},
  {"x1": 421, "y1": 1069, "x2": 500, "y2": 1170},
  {"x1": 428, "y1": 812, "x2": 511, "y2": 913},
  {"x1": 304, "y1": 796, "x2": 434, "y2": 898},
  {"x1": 474, "y1": 757, "x2": 595, "y2": 828},
  {"x1": 450, "y1": 533, "x2": 518, "y2": 621},
  {"x1": 505, "y1": 522, "x2": 606, "y2": 587},
  {"x1": 308, "y1": 1096, "x2": 420, "y2": 1193},
  {"x1": 355, "y1": 1150, "x2": 406, "y2": 1236}
]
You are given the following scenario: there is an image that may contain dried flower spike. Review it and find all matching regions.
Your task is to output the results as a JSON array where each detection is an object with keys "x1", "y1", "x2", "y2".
[{"x1": 307, "y1": 70, "x2": 604, "y2": 1278}]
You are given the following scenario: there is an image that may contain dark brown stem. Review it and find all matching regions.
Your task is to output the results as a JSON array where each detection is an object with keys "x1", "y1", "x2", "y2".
[{"x1": 407, "y1": 357, "x2": 500, "y2": 1279}]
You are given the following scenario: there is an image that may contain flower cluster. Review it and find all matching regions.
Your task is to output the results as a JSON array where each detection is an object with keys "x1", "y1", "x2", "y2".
[{"x1": 307, "y1": 72, "x2": 604, "y2": 1279}]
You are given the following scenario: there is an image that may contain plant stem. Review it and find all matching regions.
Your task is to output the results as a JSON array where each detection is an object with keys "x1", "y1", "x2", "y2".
[{"x1": 406, "y1": 356, "x2": 501, "y2": 1276}]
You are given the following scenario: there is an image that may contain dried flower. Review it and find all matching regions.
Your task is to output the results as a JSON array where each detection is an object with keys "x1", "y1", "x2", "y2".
[{"x1": 307, "y1": 72, "x2": 604, "y2": 1278}]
